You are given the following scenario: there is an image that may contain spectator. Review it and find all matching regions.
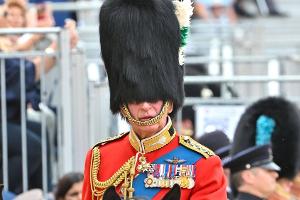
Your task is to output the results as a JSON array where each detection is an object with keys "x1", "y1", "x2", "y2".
[
  {"x1": 54, "y1": 172, "x2": 83, "y2": 200},
  {"x1": 0, "y1": 0, "x2": 55, "y2": 27},
  {"x1": 193, "y1": 0, "x2": 237, "y2": 23},
  {"x1": 233, "y1": 0, "x2": 286, "y2": 18},
  {"x1": 0, "y1": 0, "x2": 50, "y2": 52},
  {"x1": 1, "y1": 0, "x2": 78, "y2": 109}
]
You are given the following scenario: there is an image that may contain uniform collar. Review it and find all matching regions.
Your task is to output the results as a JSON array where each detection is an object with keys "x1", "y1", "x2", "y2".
[
  {"x1": 129, "y1": 117, "x2": 176, "y2": 154},
  {"x1": 237, "y1": 192, "x2": 265, "y2": 200}
]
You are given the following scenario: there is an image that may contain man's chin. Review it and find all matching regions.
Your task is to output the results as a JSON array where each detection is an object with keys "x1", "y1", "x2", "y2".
[{"x1": 135, "y1": 125, "x2": 160, "y2": 136}]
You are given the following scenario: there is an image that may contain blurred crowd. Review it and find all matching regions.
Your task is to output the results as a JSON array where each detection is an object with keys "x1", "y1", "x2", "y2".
[{"x1": 193, "y1": 0, "x2": 287, "y2": 23}]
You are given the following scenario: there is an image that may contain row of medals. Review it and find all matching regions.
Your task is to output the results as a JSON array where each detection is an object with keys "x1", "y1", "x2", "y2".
[{"x1": 143, "y1": 163, "x2": 195, "y2": 189}]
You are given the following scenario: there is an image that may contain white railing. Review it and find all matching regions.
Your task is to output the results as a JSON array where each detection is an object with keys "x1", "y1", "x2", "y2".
[{"x1": 0, "y1": 28, "x2": 72, "y2": 197}]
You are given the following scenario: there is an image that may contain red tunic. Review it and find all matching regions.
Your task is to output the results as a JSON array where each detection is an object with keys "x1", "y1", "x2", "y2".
[{"x1": 82, "y1": 124, "x2": 227, "y2": 200}]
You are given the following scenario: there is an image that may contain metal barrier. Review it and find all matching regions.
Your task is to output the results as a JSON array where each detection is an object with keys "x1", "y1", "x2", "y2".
[
  {"x1": 0, "y1": 26, "x2": 118, "y2": 200},
  {"x1": 0, "y1": 27, "x2": 115, "y2": 199},
  {"x1": 0, "y1": 27, "x2": 73, "y2": 197}
]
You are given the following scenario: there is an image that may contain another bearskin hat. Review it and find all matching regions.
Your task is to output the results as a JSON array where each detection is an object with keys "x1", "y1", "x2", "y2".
[
  {"x1": 198, "y1": 130, "x2": 231, "y2": 159},
  {"x1": 231, "y1": 97, "x2": 300, "y2": 179},
  {"x1": 99, "y1": 0, "x2": 190, "y2": 116}
]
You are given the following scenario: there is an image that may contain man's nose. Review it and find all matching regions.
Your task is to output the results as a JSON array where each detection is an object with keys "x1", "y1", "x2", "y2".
[{"x1": 140, "y1": 102, "x2": 152, "y2": 109}]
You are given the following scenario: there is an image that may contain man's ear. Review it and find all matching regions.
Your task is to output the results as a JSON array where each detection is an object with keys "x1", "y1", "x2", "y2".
[{"x1": 240, "y1": 169, "x2": 256, "y2": 185}]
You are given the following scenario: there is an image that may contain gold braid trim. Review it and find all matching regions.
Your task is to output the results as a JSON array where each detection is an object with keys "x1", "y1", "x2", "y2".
[
  {"x1": 179, "y1": 135, "x2": 215, "y2": 158},
  {"x1": 90, "y1": 147, "x2": 135, "y2": 199},
  {"x1": 120, "y1": 101, "x2": 170, "y2": 126}
]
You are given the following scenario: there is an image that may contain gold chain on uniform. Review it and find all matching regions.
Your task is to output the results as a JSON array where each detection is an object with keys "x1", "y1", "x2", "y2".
[
  {"x1": 120, "y1": 101, "x2": 170, "y2": 126},
  {"x1": 90, "y1": 147, "x2": 136, "y2": 199}
]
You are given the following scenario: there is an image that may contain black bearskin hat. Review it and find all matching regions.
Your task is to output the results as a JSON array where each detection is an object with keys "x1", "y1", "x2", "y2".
[
  {"x1": 99, "y1": 0, "x2": 184, "y2": 116},
  {"x1": 198, "y1": 130, "x2": 231, "y2": 159},
  {"x1": 231, "y1": 97, "x2": 300, "y2": 179}
]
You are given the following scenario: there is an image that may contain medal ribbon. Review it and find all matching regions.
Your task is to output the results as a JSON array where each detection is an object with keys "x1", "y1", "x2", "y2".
[{"x1": 132, "y1": 145, "x2": 203, "y2": 199}]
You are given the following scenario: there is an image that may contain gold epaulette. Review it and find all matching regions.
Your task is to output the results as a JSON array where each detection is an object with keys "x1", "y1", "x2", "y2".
[
  {"x1": 179, "y1": 135, "x2": 215, "y2": 159},
  {"x1": 93, "y1": 132, "x2": 129, "y2": 148}
]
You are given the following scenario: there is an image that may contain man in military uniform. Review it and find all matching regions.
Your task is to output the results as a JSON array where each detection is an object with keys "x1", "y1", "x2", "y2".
[
  {"x1": 224, "y1": 144, "x2": 280, "y2": 200},
  {"x1": 82, "y1": 0, "x2": 227, "y2": 199},
  {"x1": 230, "y1": 97, "x2": 300, "y2": 200}
]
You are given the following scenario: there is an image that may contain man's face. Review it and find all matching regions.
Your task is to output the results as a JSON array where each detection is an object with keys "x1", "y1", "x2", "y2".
[
  {"x1": 127, "y1": 100, "x2": 173, "y2": 138},
  {"x1": 250, "y1": 167, "x2": 279, "y2": 197},
  {"x1": 5, "y1": 6, "x2": 25, "y2": 28}
]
